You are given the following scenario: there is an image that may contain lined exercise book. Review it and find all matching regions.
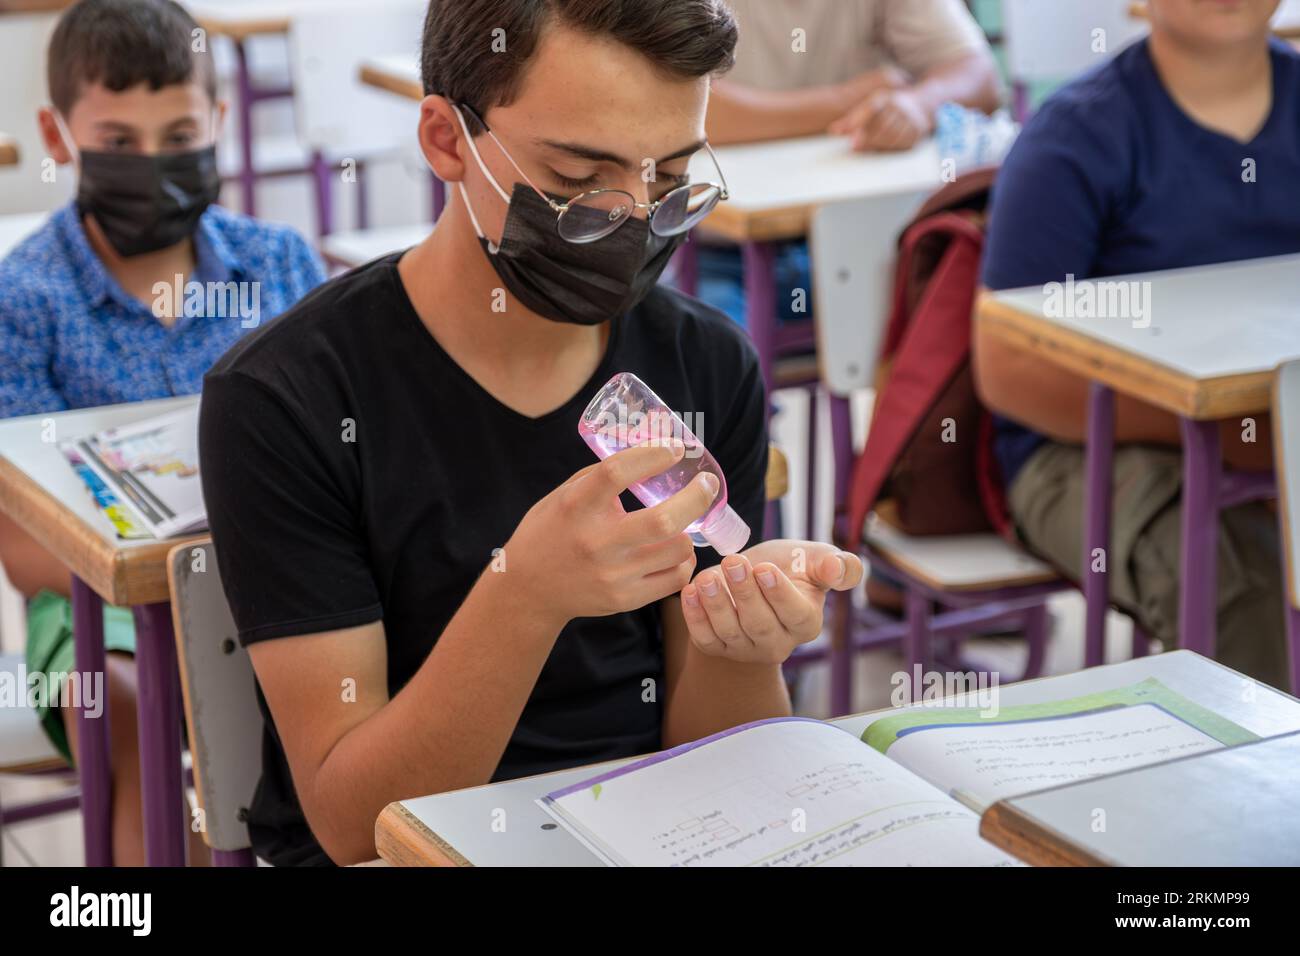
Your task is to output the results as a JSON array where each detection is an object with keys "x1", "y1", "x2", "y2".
[
  {"x1": 61, "y1": 403, "x2": 206, "y2": 540},
  {"x1": 538, "y1": 678, "x2": 1257, "y2": 867}
]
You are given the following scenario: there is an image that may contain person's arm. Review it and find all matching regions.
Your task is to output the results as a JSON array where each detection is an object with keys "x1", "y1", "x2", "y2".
[
  {"x1": 706, "y1": 67, "x2": 907, "y2": 145},
  {"x1": 828, "y1": 52, "x2": 1000, "y2": 151}
]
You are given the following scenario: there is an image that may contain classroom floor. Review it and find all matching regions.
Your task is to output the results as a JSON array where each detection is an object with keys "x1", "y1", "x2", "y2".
[{"x1": 0, "y1": 386, "x2": 1133, "y2": 866}]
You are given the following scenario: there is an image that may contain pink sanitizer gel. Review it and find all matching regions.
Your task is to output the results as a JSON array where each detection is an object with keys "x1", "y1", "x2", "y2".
[{"x1": 578, "y1": 371, "x2": 751, "y2": 555}]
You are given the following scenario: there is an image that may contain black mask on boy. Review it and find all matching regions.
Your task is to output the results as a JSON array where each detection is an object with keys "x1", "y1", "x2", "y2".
[
  {"x1": 475, "y1": 183, "x2": 686, "y2": 326},
  {"x1": 75, "y1": 147, "x2": 222, "y2": 257}
]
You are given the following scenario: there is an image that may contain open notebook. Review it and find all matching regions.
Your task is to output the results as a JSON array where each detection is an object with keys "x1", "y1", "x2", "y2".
[
  {"x1": 539, "y1": 678, "x2": 1257, "y2": 867},
  {"x1": 61, "y1": 403, "x2": 206, "y2": 539}
]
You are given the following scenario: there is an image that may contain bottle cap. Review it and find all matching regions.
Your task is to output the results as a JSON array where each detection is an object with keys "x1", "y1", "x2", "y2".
[{"x1": 702, "y1": 504, "x2": 751, "y2": 556}]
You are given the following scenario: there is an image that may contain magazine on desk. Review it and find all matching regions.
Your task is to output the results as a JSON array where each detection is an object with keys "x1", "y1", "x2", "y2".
[
  {"x1": 538, "y1": 678, "x2": 1258, "y2": 867},
  {"x1": 60, "y1": 403, "x2": 206, "y2": 540}
]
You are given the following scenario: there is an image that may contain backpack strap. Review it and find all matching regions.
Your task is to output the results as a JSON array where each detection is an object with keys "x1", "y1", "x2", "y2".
[{"x1": 841, "y1": 213, "x2": 985, "y2": 547}]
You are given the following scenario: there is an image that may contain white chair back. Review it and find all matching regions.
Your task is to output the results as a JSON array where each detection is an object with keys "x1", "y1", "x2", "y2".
[
  {"x1": 168, "y1": 540, "x2": 263, "y2": 853},
  {"x1": 1001, "y1": 0, "x2": 1145, "y2": 86}
]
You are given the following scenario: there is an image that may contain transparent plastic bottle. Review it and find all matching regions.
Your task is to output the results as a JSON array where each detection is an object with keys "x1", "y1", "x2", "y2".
[{"x1": 578, "y1": 372, "x2": 751, "y2": 555}]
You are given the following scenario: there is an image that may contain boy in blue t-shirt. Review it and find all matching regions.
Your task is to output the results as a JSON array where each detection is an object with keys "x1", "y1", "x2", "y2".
[
  {"x1": 976, "y1": 0, "x2": 1297, "y2": 688},
  {"x1": 0, "y1": 0, "x2": 325, "y2": 863}
]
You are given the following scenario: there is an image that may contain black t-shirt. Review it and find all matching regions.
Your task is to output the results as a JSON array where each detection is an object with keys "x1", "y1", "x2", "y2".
[{"x1": 198, "y1": 253, "x2": 767, "y2": 866}]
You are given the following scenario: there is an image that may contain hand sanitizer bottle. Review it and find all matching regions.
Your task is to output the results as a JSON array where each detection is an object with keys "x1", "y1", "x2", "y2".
[{"x1": 578, "y1": 372, "x2": 751, "y2": 556}]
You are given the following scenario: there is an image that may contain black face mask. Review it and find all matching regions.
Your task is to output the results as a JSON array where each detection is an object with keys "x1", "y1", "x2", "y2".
[
  {"x1": 75, "y1": 146, "x2": 222, "y2": 258},
  {"x1": 467, "y1": 182, "x2": 686, "y2": 326}
]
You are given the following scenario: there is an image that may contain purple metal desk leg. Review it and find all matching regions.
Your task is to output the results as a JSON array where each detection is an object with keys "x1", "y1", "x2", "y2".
[
  {"x1": 234, "y1": 40, "x2": 258, "y2": 218},
  {"x1": 743, "y1": 241, "x2": 779, "y2": 541},
  {"x1": 1287, "y1": 606, "x2": 1300, "y2": 696},
  {"x1": 133, "y1": 602, "x2": 186, "y2": 866},
  {"x1": 828, "y1": 394, "x2": 855, "y2": 717},
  {"x1": 1083, "y1": 383, "x2": 1115, "y2": 667},
  {"x1": 71, "y1": 576, "x2": 112, "y2": 867},
  {"x1": 1179, "y1": 418, "x2": 1221, "y2": 658},
  {"x1": 742, "y1": 242, "x2": 777, "y2": 396}
]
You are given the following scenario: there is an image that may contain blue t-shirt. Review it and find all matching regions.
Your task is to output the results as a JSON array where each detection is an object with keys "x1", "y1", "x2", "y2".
[
  {"x1": 0, "y1": 202, "x2": 326, "y2": 418},
  {"x1": 982, "y1": 36, "x2": 1300, "y2": 484}
]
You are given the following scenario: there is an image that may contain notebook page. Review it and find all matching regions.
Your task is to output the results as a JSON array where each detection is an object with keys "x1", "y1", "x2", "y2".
[
  {"x1": 861, "y1": 678, "x2": 1258, "y2": 811},
  {"x1": 541, "y1": 718, "x2": 1016, "y2": 867}
]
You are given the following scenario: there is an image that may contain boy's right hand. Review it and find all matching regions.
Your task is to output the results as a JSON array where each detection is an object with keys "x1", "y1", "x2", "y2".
[{"x1": 505, "y1": 441, "x2": 717, "y2": 626}]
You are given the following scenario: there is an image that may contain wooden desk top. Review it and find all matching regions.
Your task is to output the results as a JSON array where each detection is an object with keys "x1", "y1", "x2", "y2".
[
  {"x1": 0, "y1": 135, "x2": 18, "y2": 167},
  {"x1": 977, "y1": 254, "x2": 1300, "y2": 420},
  {"x1": 184, "y1": 1, "x2": 311, "y2": 41},
  {"x1": 376, "y1": 650, "x2": 1300, "y2": 866},
  {"x1": 357, "y1": 55, "x2": 942, "y2": 244},
  {"x1": 0, "y1": 396, "x2": 204, "y2": 606},
  {"x1": 1129, "y1": 0, "x2": 1300, "y2": 39}
]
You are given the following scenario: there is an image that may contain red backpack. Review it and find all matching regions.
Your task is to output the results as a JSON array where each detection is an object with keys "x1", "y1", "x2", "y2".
[{"x1": 841, "y1": 167, "x2": 1011, "y2": 548}]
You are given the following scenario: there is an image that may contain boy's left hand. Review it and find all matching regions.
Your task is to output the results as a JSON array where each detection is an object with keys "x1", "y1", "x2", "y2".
[{"x1": 679, "y1": 539, "x2": 864, "y2": 664}]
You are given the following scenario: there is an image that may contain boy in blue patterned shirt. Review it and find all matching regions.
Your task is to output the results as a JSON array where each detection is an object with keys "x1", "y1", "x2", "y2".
[{"x1": 0, "y1": 0, "x2": 325, "y2": 864}]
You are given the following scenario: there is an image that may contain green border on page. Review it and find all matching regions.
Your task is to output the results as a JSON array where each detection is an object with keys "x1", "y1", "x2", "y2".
[{"x1": 860, "y1": 677, "x2": 1260, "y2": 753}]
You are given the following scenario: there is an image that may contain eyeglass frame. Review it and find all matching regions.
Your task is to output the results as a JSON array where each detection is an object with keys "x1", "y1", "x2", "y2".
[{"x1": 457, "y1": 103, "x2": 730, "y2": 244}]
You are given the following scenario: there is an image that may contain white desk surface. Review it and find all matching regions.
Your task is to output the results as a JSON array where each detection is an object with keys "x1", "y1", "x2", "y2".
[
  {"x1": 385, "y1": 650, "x2": 1300, "y2": 866},
  {"x1": 690, "y1": 135, "x2": 939, "y2": 218},
  {"x1": 990, "y1": 254, "x2": 1300, "y2": 382},
  {"x1": 0, "y1": 396, "x2": 200, "y2": 604}
]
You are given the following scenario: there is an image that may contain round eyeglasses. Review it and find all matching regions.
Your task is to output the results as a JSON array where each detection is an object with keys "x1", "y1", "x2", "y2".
[{"x1": 458, "y1": 103, "x2": 730, "y2": 244}]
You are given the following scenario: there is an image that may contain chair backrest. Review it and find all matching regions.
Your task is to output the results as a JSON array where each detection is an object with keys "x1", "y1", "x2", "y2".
[
  {"x1": 810, "y1": 190, "x2": 932, "y2": 396},
  {"x1": 1001, "y1": 0, "x2": 1145, "y2": 86},
  {"x1": 1275, "y1": 360, "x2": 1300, "y2": 614},
  {"x1": 167, "y1": 539, "x2": 263, "y2": 853},
  {"x1": 286, "y1": 0, "x2": 426, "y2": 156}
]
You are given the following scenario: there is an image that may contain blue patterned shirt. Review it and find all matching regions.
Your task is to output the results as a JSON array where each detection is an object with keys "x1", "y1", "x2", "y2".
[{"x1": 0, "y1": 202, "x2": 326, "y2": 418}]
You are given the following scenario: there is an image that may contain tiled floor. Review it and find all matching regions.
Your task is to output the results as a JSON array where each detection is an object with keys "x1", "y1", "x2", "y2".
[{"x1": 0, "y1": 386, "x2": 1128, "y2": 866}]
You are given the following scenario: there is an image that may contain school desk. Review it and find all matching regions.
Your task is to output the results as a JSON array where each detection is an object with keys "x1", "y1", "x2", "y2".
[
  {"x1": 0, "y1": 395, "x2": 204, "y2": 866},
  {"x1": 982, "y1": 729, "x2": 1300, "y2": 866},
  {"x1": 977, "y1": 254, "x2": 1300, "y2": 676},
  {"x1": 374, "y1": 649, "x2": 1300, "y2": 866},
  {"x1": 1129, "y1": 0, "x2": 1300, "y2": 40},
  {"x1": 0, "y1": 134, "x2": 17, "y2": 167}
]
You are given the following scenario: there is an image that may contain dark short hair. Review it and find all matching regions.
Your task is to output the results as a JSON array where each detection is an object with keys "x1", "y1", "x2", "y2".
[
  {"x1": 48, "y1": 0, "x2": 217, "y2": 116},
  {"x1": 421, "y1": 0, "x2": 738, "y2": 134}
]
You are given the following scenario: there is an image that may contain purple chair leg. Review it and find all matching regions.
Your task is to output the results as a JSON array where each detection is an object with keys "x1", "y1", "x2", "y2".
[
  {"x1": 234, "y1": 40, "x2": 258, "y2": 218},
  {"x1": 805, "y1": 386, "x2": 818, "y2": 540},
  {"x1": 132, "y1": 602, "x2": 187, "y2": 867},
  {"x1": 828, "y1": 587, "x2": 854, "y2": 718},
  {"x1": 312, "y1": 151, "x2": 335, "y2": 238},
  {"x1": 742, "y1": 241, "x2": 777, "y2": 394},
  {"x1": 71, "y1": 576, "x2": 112, "y2": 867},
  {"x1": 354, "y1": 160, "x2": 369, "y2": 231},
  {"x1": 1083, "y1": 383, "x2": 1115, "y2": 667},
  {"x1": 211, "y1": 848, "x2": 257, "y2": 867},
  {"x1": 1012, "y1": 81, "x2": 1031, "y2": 124},
  {"x1": 1179, "y1": 418, "x2": 1221, "y2": 658},
  {"x1": 1019, "y1": 601, "x2": 1049, "y2": 681},
  {"x1": 673, "y1": 235, "x2": 699, "y2": 298},
  {"x1": 903, "y1": 588, "x2": 932, "y2": 699},
  {"x1": 1131, "y1": 621, "x2": 1152, "y2": 658}
]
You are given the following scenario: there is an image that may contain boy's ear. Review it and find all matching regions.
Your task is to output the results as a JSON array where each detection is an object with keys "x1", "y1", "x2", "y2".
[
  {"x1": 417, "y1": 95, "x2": 468, "y2": 184},
  {"x1": 37, "y1": 107, "x2": 74, "y2": 165}
]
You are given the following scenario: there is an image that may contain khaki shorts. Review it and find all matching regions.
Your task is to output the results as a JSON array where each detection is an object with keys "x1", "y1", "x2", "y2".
[{"x1": 1008, "y1": 442, "x2": 1288, "y2": 689}]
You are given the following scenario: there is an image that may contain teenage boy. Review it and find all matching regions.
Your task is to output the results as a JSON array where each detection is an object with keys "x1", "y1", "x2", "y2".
[
  {"x1": 0, "y1": 0, "x2": 325, "y2": 864},
  {"x1": 976, "y1": 0, "x2": 1299, "y2": 688},
  {"x1": 200, "y1": 0, "x2": 864, "y2": 866}
]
